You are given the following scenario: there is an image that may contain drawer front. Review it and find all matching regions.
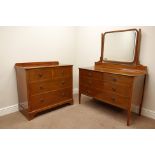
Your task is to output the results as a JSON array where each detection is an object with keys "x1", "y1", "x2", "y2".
[
  {"x1": 53, "y1": 66, "x2": 72, "y2": 79},
  {"x1": 80, "y1": 69, "x2": 103, "y2": 80},
  {"x1": 30, "y1": 92, "x2": 54, "y2": 111},
  {"x1": 80, "y1": 85, "x2": 94, "y2": 97},
  {"x1": 93, "y1": 71, "x2": 103, "y2": 80},
  {"x1": 80, "y1": 77, "x2": 93, "y2": 87},
  {"x1": 80, "y1": 76, "x2": 104, "y2": 90},
  {"x1": 51, "y1": 78, "x2": 72, "y2": 90},
  {"x1": 30, "y1": 88, "x2": 72, "y2": 111},
  {"x1": 29, "y1": 81, "x2": 52, "y2": 95},
  {"x1": 80, "y1": 69, "x2": 93, "y2": 78},
  {"x1": 104, "y1": 73, "x2": 133, "y2": 85},
  {"x1": 104, "y1": 82, "x2": 131, "y2": 97},
  {"x1": 29, "y1": 78, "x2": 72, "y2": 95},
  {"x1": 93, "y1": 79, "x2": 104, "y2": 90},
  {"x1": 52, "y1": 88, "x2": 72, "y2": 103},
  {"x1": 96, "y1": 91, "x2": 130, "y2": 109},
  {"x1": 28, "y1": 68, "x2": 52, "y2": 82}
]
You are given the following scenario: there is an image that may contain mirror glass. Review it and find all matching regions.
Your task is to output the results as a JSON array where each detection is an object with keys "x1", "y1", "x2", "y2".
[{"x1": 103, "y1": 30, "x2": 137, "y2": 62}]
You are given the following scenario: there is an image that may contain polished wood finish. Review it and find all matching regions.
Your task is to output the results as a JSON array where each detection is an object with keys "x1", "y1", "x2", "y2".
[
  {"x1": 79, "y1": 67, "x2": 146, "y2": 126},
  {"x1": 79, "y1": 29, "x2": 147, "y2": 126},
  {"x1": 15, "y1": 61, "x2": 73, "y2": 120}
]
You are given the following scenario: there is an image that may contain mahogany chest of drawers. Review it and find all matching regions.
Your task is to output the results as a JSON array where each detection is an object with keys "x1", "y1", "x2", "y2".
[
  {"x1": 15, "y1": 61, "x2": 73, "y2": 120},
  {"x1": 79, "y1": 67, "x2": 146, "y2": 126}
]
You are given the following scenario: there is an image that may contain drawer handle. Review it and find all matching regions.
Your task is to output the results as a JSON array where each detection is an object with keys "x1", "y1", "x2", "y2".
[
  {"x1": 112, "y1": 88, "x2": 116, "y2": 92},
  {"x1": 111, "y1": 97, "x2": 115, "y2": 102},
  {"x1": 39, "y1": 86, "x2": 43, "y2": 90},
  {"x1": 61, "y1": 81, "x2": 65, "y2": 85},
  {"x1": 40, "y1": 99, "x2": 45, "y2": 103},
  {"x1": 38, "y1": 74, "x2": 43, "y2": 78},
  {"x1": 88, "y1": 73, "x2": 92, "y2": 76},
  {"x1": 112, "y1": 78, "x2": 117, "y2": 82},
  {"x1": 86, "y1": 90, "x2": 90, "y2": 93}
]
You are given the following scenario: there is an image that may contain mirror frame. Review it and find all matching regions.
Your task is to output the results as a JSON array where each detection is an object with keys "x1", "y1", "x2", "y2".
[{"x1": 99, "y1": 28, "x2": 141, "y2": 65}]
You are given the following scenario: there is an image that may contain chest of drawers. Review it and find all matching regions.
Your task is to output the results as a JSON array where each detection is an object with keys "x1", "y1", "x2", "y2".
[
  {"x1": 15, "y1": 61, "x2": 73, "y2": 120},
  {"x1": 79, "y1": 67, "x2": 147, "y2": 126}
]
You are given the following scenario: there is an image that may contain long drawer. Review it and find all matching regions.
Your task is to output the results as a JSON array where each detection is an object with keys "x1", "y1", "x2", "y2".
[
  {"x1": 80, "y1": 85, "x2": 94, "y2": 97},
  {"x1": 29, "y1": 87, "x2": 72, "y2": 111},
  {"x1": 29, "y1": 77, "x2": 72, "y2": 95}
]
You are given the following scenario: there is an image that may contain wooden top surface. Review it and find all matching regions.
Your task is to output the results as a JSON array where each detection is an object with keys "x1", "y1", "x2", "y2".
[
  {"x1": 17, "y1": 65, "x2": 73, "y2": 69},
  {"x1": 15, "y1": 61, "x2": 73, "y2": 69},
  {"x1": 79, "y1": 66, "x2": 147, "y2": 76}
]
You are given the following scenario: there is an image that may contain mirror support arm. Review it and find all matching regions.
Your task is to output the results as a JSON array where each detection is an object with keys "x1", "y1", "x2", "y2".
[{"x1": 100, "y1": 33, "x2": 104, "y2": 62}]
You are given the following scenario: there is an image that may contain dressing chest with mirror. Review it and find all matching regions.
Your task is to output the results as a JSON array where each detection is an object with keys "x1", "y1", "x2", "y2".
[
  {"x1": 79, "y1": 29, "x2": 147, "y2": 126},
  {"x1": 15, "y1": 61, "x2": 73, "y2": 120}
]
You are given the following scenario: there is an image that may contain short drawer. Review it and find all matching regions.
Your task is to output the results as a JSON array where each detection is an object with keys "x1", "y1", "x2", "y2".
[
  {"x1": 80, "y1": 77, "x2": 93, "y2": 87},
  {"x1": 28, "y1": 68, "x2": 52, "y2": 82},
  {"x1": 80, "y1": 77, "x2": 104, "y2": 91},
  {"x1": 53, "y1": 66, "x2": 72, "y2": 79},
  {"x1": 103, "y1": 73, "x2": 133, "y2": 85},
  {"x1": 93, "y1": 79, "x2": 104, "y2": 90},
  {"x1": 104, "y1": 82, "x2": 131, "y2": 97},
  {"x1": 80, "y1": 69, "x2": 93, "y2": 78},
  {"x1": 80, "y1": 85, "x2": 94, "y2": 97},
  {"x1": 80, "y1": 69, "x2": 103, "y2": 80}
]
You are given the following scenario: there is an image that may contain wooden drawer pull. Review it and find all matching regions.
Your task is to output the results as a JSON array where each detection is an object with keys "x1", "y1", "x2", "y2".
[
  {"x1": 88, "y1": 81, "x2": 92, "y2": 84},
  {"x1": 86, "y1": 90, "x2": 90, "y2": 93},
  {"x1": 112, "y1": 88, "x2": 116, "y2": 92},
  {"x1": 39, "y1": 86, "x2": 43, "y2": 90},
  {"x1": 112, "y1": 78, "x2": 117, "y2": 82},
  {"x1": 61, "y1": 81, "x2": 65, "y2": 85},
  {"x1": 40, "y1": 99, "x2": 45, "y2": 103},
  {"x1": 88, "y1": 73, "x2": 92, "y2": 76},
  {"x1": 62, "y1": 92, "x2": 65, "y2": 96},
  {"x1": 38, "y1": 74, "x2": 43, "y2": 78},
  {"x1": 111, "y1": 97, "x2": 115, "y2": 102}
]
